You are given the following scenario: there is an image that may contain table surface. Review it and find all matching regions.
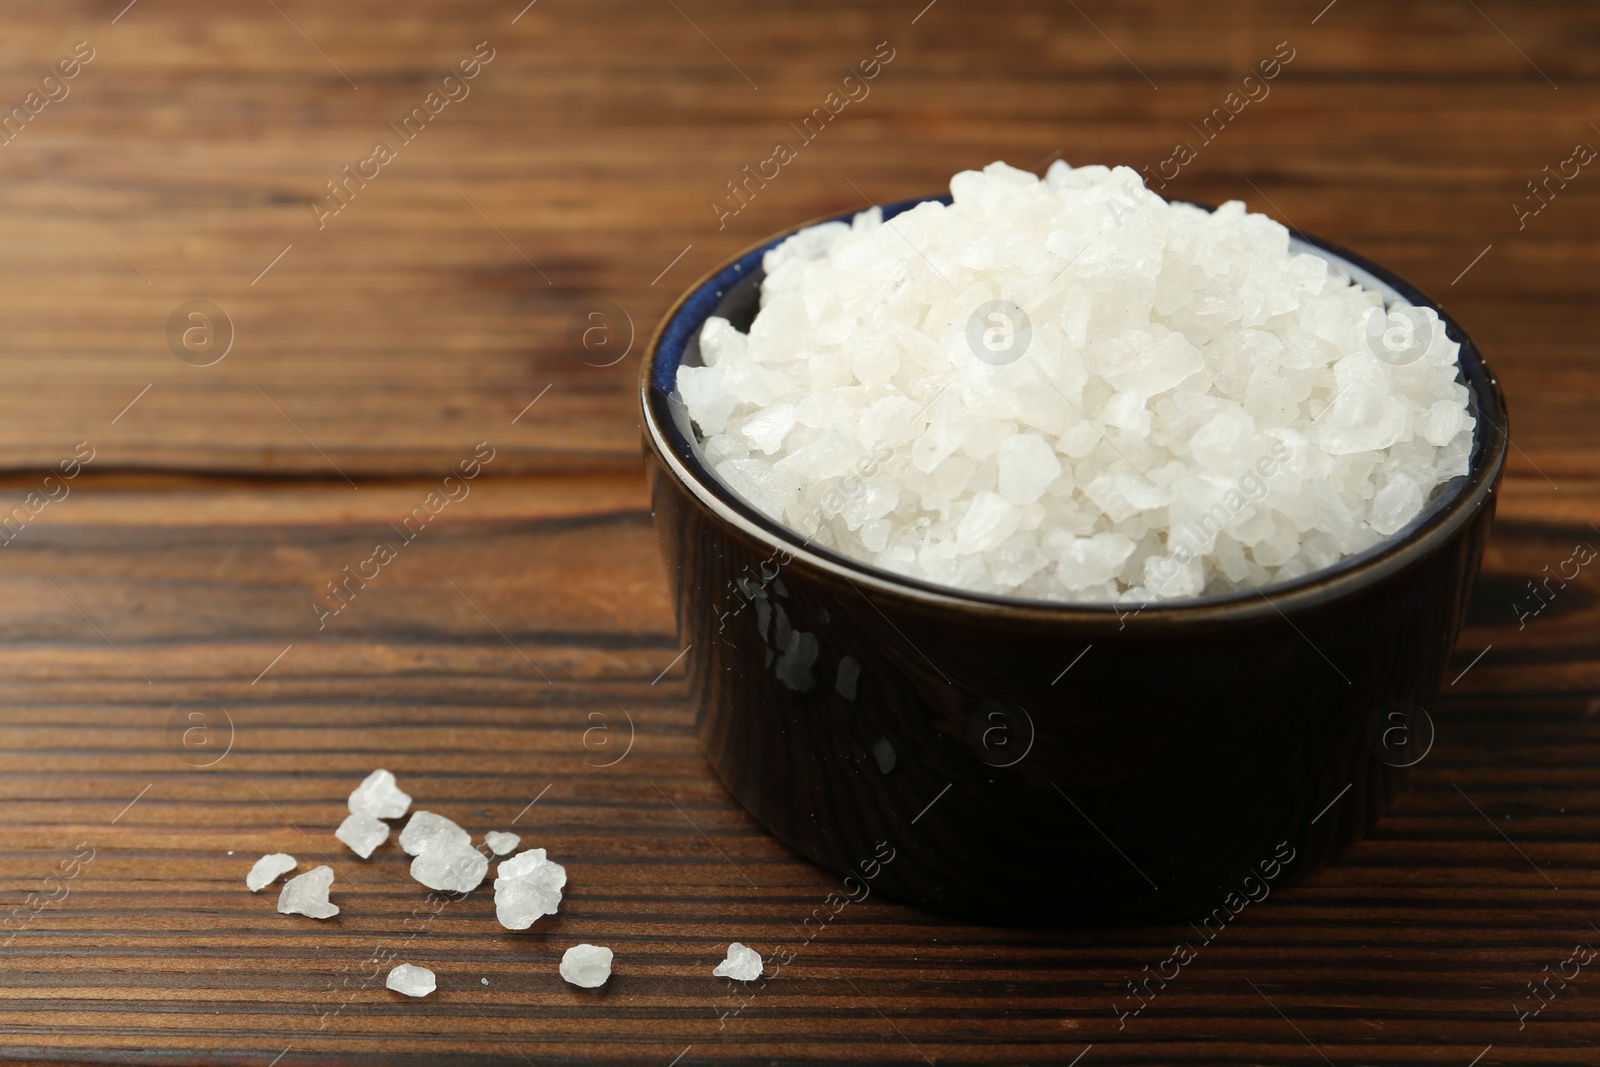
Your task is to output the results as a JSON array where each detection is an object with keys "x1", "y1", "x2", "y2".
[{"x1": 0, "y1": 0, "x2": 1596, "y2": 1064}]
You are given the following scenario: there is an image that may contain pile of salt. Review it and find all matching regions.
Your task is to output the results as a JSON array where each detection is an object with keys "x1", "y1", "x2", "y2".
[{"x1": 677, "y1": 160, "x2": 1476, "y2": 602}]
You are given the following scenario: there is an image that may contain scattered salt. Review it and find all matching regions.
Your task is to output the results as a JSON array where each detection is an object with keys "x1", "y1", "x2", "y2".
[
  {"x1": 713, "y1": 942, "x2": 762, "y2": 981},
  {"x1": 493, "y1": 848, "x2": 567, "y2": 930},
  {"x1": 336, "y1": 812, "x2": 390, "y2": 859},
  {"x1": 559, "y1": 944, "x2": 614, "y2": 988},
  {"x1": 399, "y1": 810, "x2": 471, "y2": 857},
  {"x1": 676, "y1": 160, "x2": 1476, "y2": 602},
  {"x1": 410, "y1": 833, "x2": 488, "y2": 893},
  {"x1": 484, "y1": 831, "x2": 520, "y2": 856},
  {"x1": 348, "y1": 769, "x2": 411, "y2": 820},
  {"x1": 385, "y1": 963, "x2": 436, "y2": 997},
  {"x1": 277, "y1": 865, "x2": 339, "y2": 919},
  {"x1": 246, "y1": 853, "x2": 296, "y2": 892}
]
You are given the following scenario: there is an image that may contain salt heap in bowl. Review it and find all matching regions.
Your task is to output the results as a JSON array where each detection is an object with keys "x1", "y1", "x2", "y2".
[{"x1": 675, "y1": 160, "x2": 1476, "y2": 602}]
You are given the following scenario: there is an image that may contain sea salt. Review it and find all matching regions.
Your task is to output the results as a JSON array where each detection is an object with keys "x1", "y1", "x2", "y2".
[
  {"x1": 559, "y1": 944, "x2": 614, "y2": 988},
  {"x1": 713, "y1": 942, "x2": 763, "y2": 981},
  {"x1": 246, "y1": 853, "x2": 296, "y2": 892},
  {"x1": 493, "y1": 848, "x2": 567, "y2": 930},
  {"x1": 348, "y1": 769, "x2": 411, "y2": 820},
  {"x1": 336, "y1": 812, "x2": 390, "y2": 859},
  {"x1": 277, "y1": 865, "x2": 339, "y2": 919},
  {"x1": 385, "y1": 963, "x2": 437, "y2": 997},
  {"x1": 484, "y1": 831, "x2": 520, "y2": 856},
  {"x1": 399, "y1": 810, "x2": 471, "y2": 857},
  {"x1": 676, "y1": 160, "x2": 1477, "y2": 602},
  {"x1": 410, "y1": 833, "x2": 488, "y2": 893}
]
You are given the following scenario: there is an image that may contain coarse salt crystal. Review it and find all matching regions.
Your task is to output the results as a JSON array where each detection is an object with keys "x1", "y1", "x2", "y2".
[
  {"x1": 398, "y1": 810, "x2": 471, "y2": 857},
  {"x1": 559, "y1": 944, "x2": 614, "y2": 988},
  {"x1": 385, "y1": 963, "x2": 436, "y2": 997},
  {"x1": 484, "y1": 831, "x2": 520, "y2": 856},
  {"x1": 277, "y1": 865, "x2": 338, "y2": 919},
  {"x1": 336, "y1": 812, "x2": 390, "y2": 859},
  {"x1": 493, "y1": 848, "x2": 567, "y2": 930},
  {"x1": 713, "y1": 942, "x2": 763, "y2": 981},
  {"x1": 410, "y1": 833, "x2": 488, "y2": 894},
  {"x1": 348, "y1": 769, "x2": 411, "y2": 820},
  {"x1": 246, "y1": 853, "x2": 296, "y2": 892}
]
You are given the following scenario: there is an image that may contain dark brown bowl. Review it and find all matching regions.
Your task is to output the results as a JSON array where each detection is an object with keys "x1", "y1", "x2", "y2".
[{"x1": 639, "y1": 195, "x2": 1508, "y2": 924}]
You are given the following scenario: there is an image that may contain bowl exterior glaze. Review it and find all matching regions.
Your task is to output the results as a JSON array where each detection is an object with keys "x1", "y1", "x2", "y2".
[{"x1": 642, "y1": 198, "x2": 1508, "y2": 924}]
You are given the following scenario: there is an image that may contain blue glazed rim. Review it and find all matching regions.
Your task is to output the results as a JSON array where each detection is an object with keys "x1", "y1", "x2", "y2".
[{"x1": 640, "y1": 194, "x2": 1510, "y2": 621}]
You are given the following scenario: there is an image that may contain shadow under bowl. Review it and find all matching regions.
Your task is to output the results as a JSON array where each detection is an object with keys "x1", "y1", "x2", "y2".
[{"x1": 639, "y1": 195, "x2": 1508, "y2": 925}]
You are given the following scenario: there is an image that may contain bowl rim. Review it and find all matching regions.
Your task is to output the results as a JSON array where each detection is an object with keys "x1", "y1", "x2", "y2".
[{"x1": 638, "y1": 193, "x2": 1509, "y2": 624}]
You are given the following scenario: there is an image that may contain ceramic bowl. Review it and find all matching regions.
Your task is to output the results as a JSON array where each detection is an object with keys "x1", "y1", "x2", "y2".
[{"x1": 639, "y1": 195, "x2": 1508, "y2": 924}]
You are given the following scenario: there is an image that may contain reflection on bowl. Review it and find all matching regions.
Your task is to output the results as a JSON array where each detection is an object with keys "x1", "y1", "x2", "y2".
[{"x1": 640, "y1": 196, "x2": 1508, "y2": 924}]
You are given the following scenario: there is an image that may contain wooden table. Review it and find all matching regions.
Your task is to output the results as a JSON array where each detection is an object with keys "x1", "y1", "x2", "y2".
[{"x1": 0, "y1": 0, "x2": 1595, "y2": 1063}]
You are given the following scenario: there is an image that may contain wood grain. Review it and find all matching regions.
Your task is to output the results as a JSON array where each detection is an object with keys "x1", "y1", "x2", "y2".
[{"x1": 0, "y1": 0, "x2": 1596, "y2": 1063}]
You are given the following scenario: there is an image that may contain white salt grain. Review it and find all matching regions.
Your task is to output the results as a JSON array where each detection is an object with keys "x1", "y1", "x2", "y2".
[
  {"x1": 713, "y1": 942, "x2": 763, "y2": 981},
  {"x1": 348, "y1": 769, "x2": 411, "y2": 820},
  {"x1": 277, "y1": 865, "x2": 338, "y2": 919},
  {"x1": 385, "y1": 963, "x2": 436, "y2": 998},
  {"x1": 997, "y1": 434, "x2": 1062, "y2": 505},
  {"x1": 1370, "y1": 473, "x2": 1424, "y2": 536},
  {"x1": 336, "y1": 812, "x2": 390, "y2": 859},
  {"x1": 559, "y1": 944, "x2": 614, "y2": 988},
  {"x1": 398, "y1": 810, "x2": 471, "y2": 857},
  {"x1": 410, "y1": 833, "x2": 488, "y2": 893},
  {"x1": 484, "y1": 831, "x2": 520, "y2": 856},
  {"x1": 246, "y1": 853, "x2": 296, "y2": 892},
  {"x1": 676, "y1": 160, "x2": 1477, "y2": 601},
  {"x1": 493, "y1": 848, "x2": 567, "y2": 930}
]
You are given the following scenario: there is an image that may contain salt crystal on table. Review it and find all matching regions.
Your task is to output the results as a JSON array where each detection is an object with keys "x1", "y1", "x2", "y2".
[
  {"x1": 246, "y1": 853, "x2": 296, "y2": 892},
  {"x1": 336, "y1": 812, "x2": 390, "y2": 859},
  {"x1": 347, "y1": 769, "x2": 411, "y2": 819},
  {"x1": 493, "y1": 848, "x2": 567, "y2": 930},
  {"x1": 410, "y1": 833, "x2": 488, "y2": 893},
  {"x1": 713, "y1": 942, "x2": 763, "y2": 981},
  {"x1": 277, "y1": 865, "x2": 338, "y2": 918},
  {"x1": 398, "y1": 810, "x2": 471, "y2": 856},
  {"x1": 385, "y1": 963, "x2": 436, "y2": 998},
  {"x1": 559, "y1": 944, "x2": 613, "y2": 988},
  {"x1": 484, "y1": 831, "x2": 520, "y2": 856}
]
